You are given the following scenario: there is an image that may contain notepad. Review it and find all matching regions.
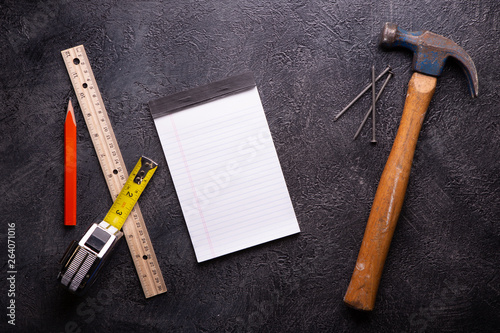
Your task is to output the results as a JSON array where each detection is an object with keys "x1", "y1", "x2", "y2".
[{"x1": 149, "y1": 73, "x2": 300, "y2": 262}]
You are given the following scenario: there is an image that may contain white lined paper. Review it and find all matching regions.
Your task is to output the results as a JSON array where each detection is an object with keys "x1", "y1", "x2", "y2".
[{"x1": 153, "y1": 86, "x2": 300, "y2": 262}]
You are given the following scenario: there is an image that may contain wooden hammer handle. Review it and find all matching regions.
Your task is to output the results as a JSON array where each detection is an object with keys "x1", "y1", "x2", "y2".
[{"x1": 344, "y1": 72, "x2": 437, "y2": 311}]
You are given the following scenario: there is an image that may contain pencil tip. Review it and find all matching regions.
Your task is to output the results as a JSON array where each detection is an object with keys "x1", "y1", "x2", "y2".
[{"x1": 66, "y1": 98, "x2": 76, "y2": 124}]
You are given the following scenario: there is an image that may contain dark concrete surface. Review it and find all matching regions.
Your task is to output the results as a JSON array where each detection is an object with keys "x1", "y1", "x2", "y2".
[{"x1": 1, "y1": 0, "x2": 499, "y2": 332}]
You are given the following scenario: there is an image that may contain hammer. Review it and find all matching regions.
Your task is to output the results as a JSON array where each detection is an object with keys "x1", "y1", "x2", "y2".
[{"x1": 344, "y1": 23, "x2": 478, "y2": 311}]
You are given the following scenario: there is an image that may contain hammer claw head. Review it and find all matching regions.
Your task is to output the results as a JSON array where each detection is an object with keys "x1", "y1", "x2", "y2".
[{"x1": 380, "y1": 22, "x2": 478, "y2": 97}]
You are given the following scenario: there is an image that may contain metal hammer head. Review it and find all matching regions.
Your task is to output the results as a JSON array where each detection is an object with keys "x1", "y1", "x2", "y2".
[{"x1": 380, "y1": 22, "x2": 478, "y2": 97}]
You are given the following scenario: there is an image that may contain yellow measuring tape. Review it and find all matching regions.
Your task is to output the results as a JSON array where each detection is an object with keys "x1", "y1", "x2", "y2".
[
  {"x1": 59, "y1": 156, "x2": 157, "y2": 294},
  {"x1": 104, "y1": 157, "x2": 158, "y2": 229},
  {"x1": 61, "y1": 45, "x2": 166, "y2": 297}
]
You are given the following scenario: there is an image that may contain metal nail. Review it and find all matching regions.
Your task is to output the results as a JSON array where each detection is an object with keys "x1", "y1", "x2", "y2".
[
  {"x1": 371, "y1": 65, "x2": 377, "y2": 144},
  {"x1": 353, "y1": 71, "x2": 393, "y2": 140},
  {"x1": 334, "y1": 66, "x2": 391, "y2": 121}
]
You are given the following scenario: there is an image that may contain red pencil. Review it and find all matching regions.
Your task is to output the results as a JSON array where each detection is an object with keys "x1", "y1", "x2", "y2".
[{"x1": 65, "y1": 99, "x2": 77, "y2": 226}]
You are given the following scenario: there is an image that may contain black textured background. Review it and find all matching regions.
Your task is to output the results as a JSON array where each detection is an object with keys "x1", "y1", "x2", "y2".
[{"x1": 1, "y1": 1, "x2": 499, "y2": 332}]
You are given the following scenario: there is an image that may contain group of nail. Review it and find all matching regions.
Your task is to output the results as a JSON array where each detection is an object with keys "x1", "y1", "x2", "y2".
[{"x1": 334, "y1": 66, "x2": 393, "y2": 143}]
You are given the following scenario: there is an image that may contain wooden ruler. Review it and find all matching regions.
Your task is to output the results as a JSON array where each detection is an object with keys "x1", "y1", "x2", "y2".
[{"x1": 61, "y1": 45, "x2": 166, "y2": 298}]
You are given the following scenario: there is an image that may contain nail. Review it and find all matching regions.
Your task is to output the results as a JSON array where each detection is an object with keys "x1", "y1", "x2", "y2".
[
  {"x1": 334, "y1": 66, "x2": 391, "y2": 121},
  {"x1": 353, "y1": 71, "x2": 393, "y2": 141},
  {"x1": 371, "y1": 65, "x2": 377, "y2": 144}
]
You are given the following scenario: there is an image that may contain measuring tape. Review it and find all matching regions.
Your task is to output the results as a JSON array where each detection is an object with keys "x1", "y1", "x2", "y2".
[
  {"x1": 104, "y1": 157, "x2": 158, "y2": 230},
  {"x1": 61, "y1": 45, "x2": 166, "y2": 298},
  {"x1": 59, "y1": 156, "x2": 157, "y2": 294}
]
